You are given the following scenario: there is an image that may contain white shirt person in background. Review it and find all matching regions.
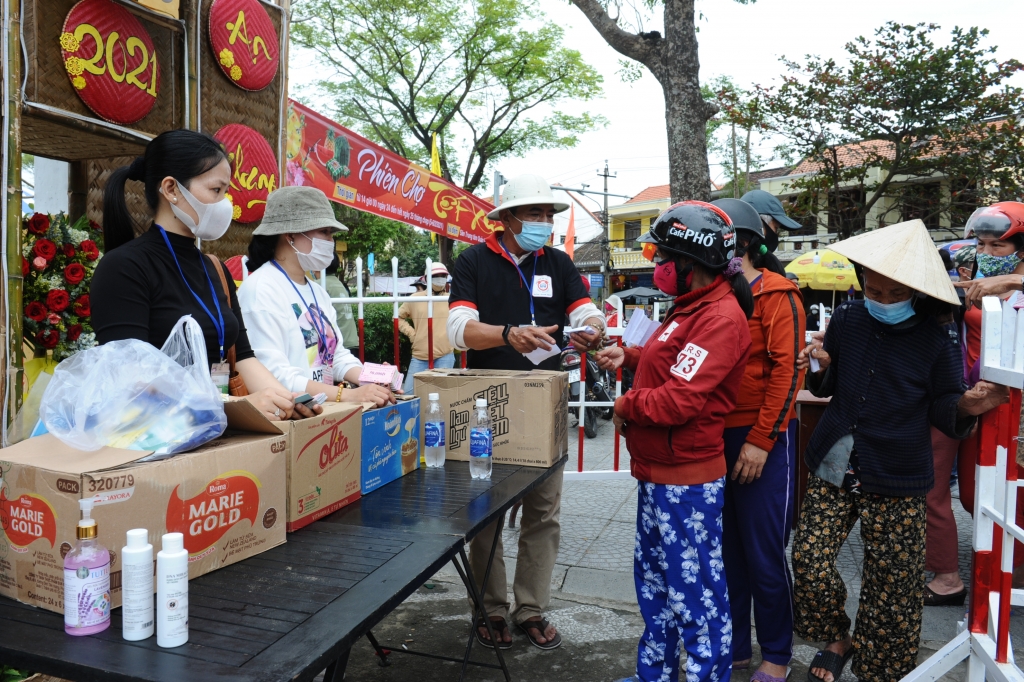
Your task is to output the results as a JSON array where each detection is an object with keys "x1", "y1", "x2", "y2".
[{"x1": 238, "y1": 186, "x2": 393, "y2": 407}]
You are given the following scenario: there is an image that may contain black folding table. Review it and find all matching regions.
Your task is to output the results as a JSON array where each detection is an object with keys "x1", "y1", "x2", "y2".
[
  {"x1": 0, "y1": 524, "x2": 458, "y2": 682},
  {"x1": 0, "y1": 458, "x2": 566, "y2": 682},
  {"x1": 323, "y1": 457, "x2": 567, "y2": 681}
]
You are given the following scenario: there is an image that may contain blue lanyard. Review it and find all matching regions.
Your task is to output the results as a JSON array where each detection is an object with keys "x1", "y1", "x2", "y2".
[
  {"x1": 271, "y1": 260, "x2": 330, "y2": 355},
  {"x1": 158, "y1": 226, "x2": 225, "y2": 361},
  {"x1": 499, "y1": 239, "x2": 538, "y2": 325}
]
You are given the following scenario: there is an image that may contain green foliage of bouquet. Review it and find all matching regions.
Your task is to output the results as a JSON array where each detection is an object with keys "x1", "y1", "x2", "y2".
[{"x1": 22, "y1": 212, "x2": 102, "y2": 361}]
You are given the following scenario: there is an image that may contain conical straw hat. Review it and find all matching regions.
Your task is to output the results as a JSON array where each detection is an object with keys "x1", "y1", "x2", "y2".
[{"x1": 828, "y1": 219, "x2": 960, "y2": 305}]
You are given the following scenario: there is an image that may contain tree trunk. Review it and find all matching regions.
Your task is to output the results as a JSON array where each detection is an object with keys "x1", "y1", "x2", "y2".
[
  {"x1": 731, "y1": 123, "x2": 738, "y2": 198},
  {"x1": 568, "y1": 0, "x2": 715, "y2": 204},
  {"x1": 743, "y1": 127, "x2": 752, "y2": 195},
  {"x1": 658, "y1": 0, "x2": 714, "y2": 203}
]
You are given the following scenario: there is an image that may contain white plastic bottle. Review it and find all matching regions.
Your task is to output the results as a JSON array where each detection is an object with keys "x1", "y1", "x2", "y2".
[
  {"x1": 156, "y1": 532, "x2": 188, "y2": 648},
  {"x1": 469, "y1": 397, "x2": 492, "y2": 480},
  {"x1": 121, "y1": 528, "x2": 154, "y2": 641},
  {"x1": 424, "y1": 393, "x2": 446, "y2": 468}
]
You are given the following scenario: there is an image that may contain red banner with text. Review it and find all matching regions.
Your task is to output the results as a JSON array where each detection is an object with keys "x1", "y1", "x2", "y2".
[{"x1": 285, "y1": 100, "x2": 499, "y2": 244}]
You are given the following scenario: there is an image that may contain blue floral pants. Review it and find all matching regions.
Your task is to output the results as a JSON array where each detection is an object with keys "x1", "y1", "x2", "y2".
[{"x1": 634, "y1": 479, "x2": 733, "y2": 682}]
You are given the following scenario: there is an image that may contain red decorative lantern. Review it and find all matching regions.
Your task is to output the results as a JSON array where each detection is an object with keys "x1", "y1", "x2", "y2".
[
  {"x1": 215, "y1": 124, "x2": 278, "y2": 224},
  {"x1": 61, "y1": 0, "x2": 161, "y2": 125},
  {"x1": 208, "y1": 0, "x2": 280, "y2": 92}
]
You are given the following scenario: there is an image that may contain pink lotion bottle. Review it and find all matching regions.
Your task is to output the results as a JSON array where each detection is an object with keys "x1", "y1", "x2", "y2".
[{"x1": 64, "y1": 498, "x2": 111, "y2": 635}]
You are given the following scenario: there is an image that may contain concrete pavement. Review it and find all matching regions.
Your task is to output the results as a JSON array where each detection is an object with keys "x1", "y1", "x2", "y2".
[{"x1": 334, "y1": 418, "x2": 1023, "y2": 681}]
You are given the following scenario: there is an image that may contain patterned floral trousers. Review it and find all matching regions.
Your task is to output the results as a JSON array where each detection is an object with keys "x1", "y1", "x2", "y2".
[
  {"x1": 792, "y1": 475, "x2": 926, "y2": 682},
  {"x1": 634, "y1": 479, "x2": 732, "y2": 682}
]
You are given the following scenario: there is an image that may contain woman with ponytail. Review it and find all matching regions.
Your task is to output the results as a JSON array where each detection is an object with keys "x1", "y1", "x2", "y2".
[
  {"x1": 597, "y1": 201, "x2": 752, "y2": 682},
  {"x1": 91, "y1": 129, "x2": 316, "y2": 421},
  {"x1": 712, "y1": 198, "x2": 806, "y2": 681}
]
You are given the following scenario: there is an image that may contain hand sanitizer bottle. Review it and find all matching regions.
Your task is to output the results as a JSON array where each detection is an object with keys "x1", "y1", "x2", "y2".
[{"x1": 64, "y1": 498, "x2": 111, "y2": 635}]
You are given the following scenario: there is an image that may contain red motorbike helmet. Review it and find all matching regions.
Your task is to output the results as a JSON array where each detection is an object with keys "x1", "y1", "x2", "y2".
[{"x1": 963, "y1": 202, "x2": 1024, "y2": 241}]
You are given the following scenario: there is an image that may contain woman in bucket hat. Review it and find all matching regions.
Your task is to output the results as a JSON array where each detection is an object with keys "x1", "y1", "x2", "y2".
[
  {"x1": 794, "y1": 220, "x2": 1008, "y2": 682},
  {"x1": 238, "y1": 186, "x2": 395, "y2": 407}
]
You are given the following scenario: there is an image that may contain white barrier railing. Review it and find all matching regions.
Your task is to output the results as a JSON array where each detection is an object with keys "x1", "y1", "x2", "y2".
[
  {"x1": 322, "y1": 256, "x2": 631, "y2": 477},
  {"x1": 908, "y1": 296, "x2": 1024, "y2": 680}
]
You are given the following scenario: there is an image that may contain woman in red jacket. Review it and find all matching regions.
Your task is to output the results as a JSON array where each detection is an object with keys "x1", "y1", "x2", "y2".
[
  {"x1": 600, "y1": 201, "x2": 753, "y2": 682},
  {"x1": 713, "y1": 198, "x2": 806, "y2": 681}
]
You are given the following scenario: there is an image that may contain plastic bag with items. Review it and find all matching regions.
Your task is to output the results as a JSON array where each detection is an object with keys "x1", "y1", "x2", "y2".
[{"x1": 41, "y1": 316, "x2": 227, "y2": 456}]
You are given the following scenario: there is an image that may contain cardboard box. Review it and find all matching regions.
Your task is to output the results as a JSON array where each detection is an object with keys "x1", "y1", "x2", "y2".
[
  {"x1": 414, "y1": 370, "x2": 568, "y2": 468},
  {"x1": 224, "y1": 400, "x2": 363, "y2": 532},
  {"x1": 0, "y1": 431, "x2": 286, "y2": 615},
  {"x1": 361, "y1": 397, "x2": 421, "y2": 494}
]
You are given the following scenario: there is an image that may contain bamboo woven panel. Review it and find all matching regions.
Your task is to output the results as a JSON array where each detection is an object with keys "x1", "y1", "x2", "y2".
[
  {"x1": 87, "y1": 157, "x2": 152, "y2": 238},
  {"x1": 199, "y1": 0, "x2": 284, "y2": 258},
  {"x1": 22, "y1": 0, "x2": 185, "y2": 158}
]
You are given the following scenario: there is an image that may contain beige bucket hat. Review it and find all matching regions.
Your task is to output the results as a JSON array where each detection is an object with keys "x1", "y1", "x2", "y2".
[
  {"x1": 253, "y1": 186, "x2": 349, "y2": 236},
  {"x1": 828, "y1": 219, "x2": 959, "y2": 305}
]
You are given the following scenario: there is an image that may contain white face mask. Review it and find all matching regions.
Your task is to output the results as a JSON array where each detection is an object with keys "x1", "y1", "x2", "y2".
[
  {"x1": 291, "y1": 234, "x2": 335, "y2": 272},
  {"x1": 169, "y1": 180, "x2": 234, "y2": 241},
  {"x1": 431, "y1": 277, "x2": 447, "y2": 290}
]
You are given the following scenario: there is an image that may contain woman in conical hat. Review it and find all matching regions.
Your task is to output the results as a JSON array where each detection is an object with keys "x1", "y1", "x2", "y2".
[{"x1": 791, "y1": 219, "x2": 1008, "y2": 682}]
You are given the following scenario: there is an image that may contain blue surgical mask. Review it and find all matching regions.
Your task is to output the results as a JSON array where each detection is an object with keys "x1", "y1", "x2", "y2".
[
  {"x1": 512, "y1": 220, "x2": 553, "y2": 252},
  {"x1": 976, "y1": 252, "x2": 1019, "y2": 279},
  {"x1": 864, "y1": 297, "x2": 915, "y2": 325}
]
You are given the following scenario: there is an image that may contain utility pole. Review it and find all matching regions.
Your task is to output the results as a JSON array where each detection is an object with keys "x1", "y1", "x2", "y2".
[{"x1": 597, "y1": 160, "x2": 616, "y2": 302}]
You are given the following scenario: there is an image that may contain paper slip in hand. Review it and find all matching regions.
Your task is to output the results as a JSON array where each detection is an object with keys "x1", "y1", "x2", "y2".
[
  {"x1": 523, "y1": 345, "x2": 561, "y2": 365},
  {"x1": 564, "y1": 326, "x2": 596, "y2": 335},
  {"x1": 622, "y1": 309, "x2": 658, "y2": 347},
  {"x1": 359, "y1": 363, "x2": 403, "y2": 391}
]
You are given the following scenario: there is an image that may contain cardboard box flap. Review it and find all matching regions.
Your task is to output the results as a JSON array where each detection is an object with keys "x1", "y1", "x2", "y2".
[
  {"x1": 419, "y1": 369, "x2": 535, "y2": 379},
  {"x1": 0, "y1": 434, "x2": 154, "y2": 474},
  {"x1": 224, "y1": 399, "x2": 287, "y2": 435}
]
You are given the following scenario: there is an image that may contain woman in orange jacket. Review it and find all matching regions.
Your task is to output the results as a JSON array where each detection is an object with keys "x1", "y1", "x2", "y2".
[{"x1": 712, "y1": 198, "x2": 806, "y2": 682}]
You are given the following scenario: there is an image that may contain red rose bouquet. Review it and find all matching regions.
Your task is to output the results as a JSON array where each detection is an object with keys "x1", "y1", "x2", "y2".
[{"x1": 22, "y1": 212, "x2": 103, "y2": 361}]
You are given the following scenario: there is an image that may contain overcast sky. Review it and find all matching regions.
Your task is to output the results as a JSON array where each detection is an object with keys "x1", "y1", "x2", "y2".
[{"x1": 289, "y1": 0, "x2": 1022, "y2": 222}]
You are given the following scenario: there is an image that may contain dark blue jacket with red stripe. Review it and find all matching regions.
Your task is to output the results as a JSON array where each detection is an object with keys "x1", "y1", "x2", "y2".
[{"x1": 448, "y1": 231, "x2": 592, "y2": 371}]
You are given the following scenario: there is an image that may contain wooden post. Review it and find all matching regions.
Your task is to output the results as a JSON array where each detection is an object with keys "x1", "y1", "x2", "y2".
[
  {"x1": 68, "y1": 161, "x2": 88, "y2": 222},
  {"x1": 3, "y1": 0, "x2": 24, "y2": 430}
]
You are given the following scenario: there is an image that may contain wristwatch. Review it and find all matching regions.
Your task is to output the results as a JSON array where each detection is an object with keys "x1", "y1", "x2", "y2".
[{"x1": 502, "y1": 324, "x2": 513, "y2": 346}]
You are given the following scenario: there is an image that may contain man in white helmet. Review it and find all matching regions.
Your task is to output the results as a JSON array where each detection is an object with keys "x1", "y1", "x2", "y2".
[{"x1": 448, "y1": 173, "x2": 605, "y2": 651}]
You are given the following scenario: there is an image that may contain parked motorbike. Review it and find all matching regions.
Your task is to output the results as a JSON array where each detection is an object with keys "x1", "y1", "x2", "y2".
[{"x1": 560, "y1": 346, "x2": 614, "y2": 438}]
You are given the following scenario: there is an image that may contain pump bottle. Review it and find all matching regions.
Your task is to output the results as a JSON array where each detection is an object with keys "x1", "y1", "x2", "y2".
[{"x1": 64, "y1": 498, "x2": 111, "y2": 635}]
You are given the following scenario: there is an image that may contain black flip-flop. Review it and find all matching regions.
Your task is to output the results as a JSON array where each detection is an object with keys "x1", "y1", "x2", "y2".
[
  {"x1": 518, "y1": 618, "x2": 562, "y2": 650},
  {"x1": 923, "y1": 584, "x2": 967, "y2": 606},
  {"x1": 474, "y1": 616, "x2": 513, "y2": 650},
  {"x1": 807, "y1": 646, "x2": 854, "y2": 682}
]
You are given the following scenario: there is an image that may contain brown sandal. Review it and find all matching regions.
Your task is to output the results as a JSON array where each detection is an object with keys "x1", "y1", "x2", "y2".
[
  {"x1": 474, "y1": 616, "x2": 513, "y2": 650},
  {"x1": 518, "y1": 618, "x2": 562, "y2": 650}
]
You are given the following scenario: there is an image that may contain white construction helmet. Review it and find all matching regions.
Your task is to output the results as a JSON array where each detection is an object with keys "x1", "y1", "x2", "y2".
[{"x1": 486, "y1": 174, "x2": 569, "y2": 220}]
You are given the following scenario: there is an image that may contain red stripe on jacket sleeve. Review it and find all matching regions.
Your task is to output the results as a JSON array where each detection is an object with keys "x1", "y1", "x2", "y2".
[
  {"x1": 566, "y1": 297, "x2": 592, "y2": 314},
  {"x1": 450, "y1": 300, "x2": 477, "y2": 310}
]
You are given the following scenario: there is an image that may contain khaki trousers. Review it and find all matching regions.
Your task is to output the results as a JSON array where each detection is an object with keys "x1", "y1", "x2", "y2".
[{"x1": 468, "y1": 468, "x2": 562, "y2": 624}]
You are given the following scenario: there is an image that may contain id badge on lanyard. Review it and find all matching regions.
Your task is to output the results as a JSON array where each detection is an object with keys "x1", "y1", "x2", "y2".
[{"x1": 312, "y1": 361, "x2": 335, "y2": 386}]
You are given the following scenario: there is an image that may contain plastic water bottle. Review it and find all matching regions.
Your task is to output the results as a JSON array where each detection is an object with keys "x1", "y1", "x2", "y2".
[
  {"x1": 469, "y1": 398, "x2": 492, "y2": 480},
  {"x1": 424, "y1": 393, "x2": 446, "y2": 468}
]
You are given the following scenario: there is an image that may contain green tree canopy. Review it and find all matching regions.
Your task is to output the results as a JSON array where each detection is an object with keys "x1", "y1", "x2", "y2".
[
  {"x1": 292, "y1": 0, "x2": 605, "y2": 194},
  {"x1": 760, "y1": 22, "x2": 1024, "y2": 239}
]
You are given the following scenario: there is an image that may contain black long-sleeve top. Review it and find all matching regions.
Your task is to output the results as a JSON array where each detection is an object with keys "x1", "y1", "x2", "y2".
[
  {"x1": 91, "y1": 225, "x2": 255, "y2": 365},
  {"x1": 806, "y1": 300, "x2": 973, "y2": 497}
]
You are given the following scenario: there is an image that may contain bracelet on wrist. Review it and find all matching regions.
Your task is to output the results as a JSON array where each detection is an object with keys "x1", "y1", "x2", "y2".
[{"x1": 502, "y1": 324, "x2": 513, "y2": 346}]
